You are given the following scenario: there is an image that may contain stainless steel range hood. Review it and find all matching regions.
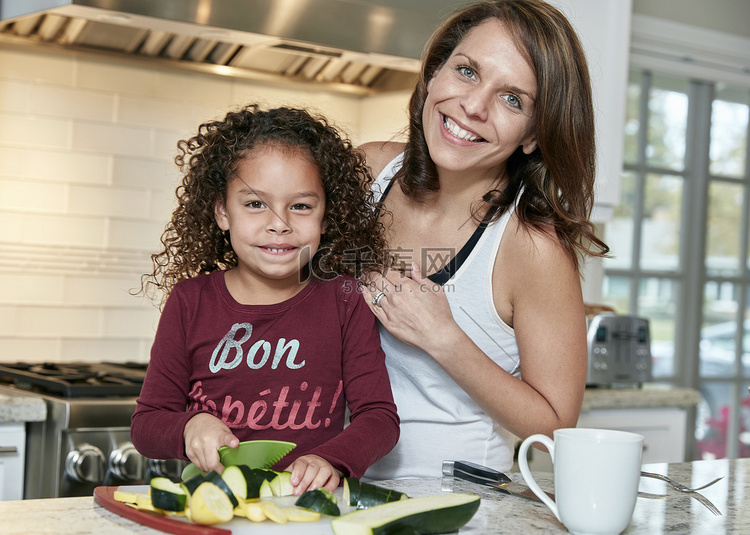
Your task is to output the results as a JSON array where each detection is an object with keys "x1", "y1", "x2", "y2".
[{"x1": 0, "y1": 0, "x2": 441, "y2": 94}]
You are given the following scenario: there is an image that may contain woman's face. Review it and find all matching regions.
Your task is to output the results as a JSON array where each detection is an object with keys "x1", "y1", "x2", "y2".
[
  {"x1": 422, "y1": 18, "x2": 538, "y2": 181},
  {"x1": 214, "y1": 146, "x2": 326, "y2": 289}
]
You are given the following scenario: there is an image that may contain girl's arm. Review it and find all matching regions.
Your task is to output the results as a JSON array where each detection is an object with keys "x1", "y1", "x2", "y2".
[
  {"x1": 131, "y1": 288, "x2": 233, "y2": 467},
  {"x1": 302, "y1": 284, "x2": 400, "y2": 480}
]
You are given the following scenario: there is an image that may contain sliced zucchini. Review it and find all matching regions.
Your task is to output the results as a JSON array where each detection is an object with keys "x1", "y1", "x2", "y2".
[
  {"x1": 203, "y1": 470, "x2": 239, "y2": 508},
  {"x1": 261, "y1": 500, "x2": 288, "y2": 524},
  {"x1": 269, "y1": 471, "x2": 294, "y2": 496},
  {"x1": 283, "y1": 506, "x2": 322, "y2": 522},
  {"x1": 259, "y1": 478, "x2": 273, "y2": 498},
  {"x1": 343, "y1": 477, "x2": 361, "y2": 506},
  {"x1": 189, "y1": 481, "x2": 234, "y2": 525},
  {"x1": 329, "y1": 493, "x2": 480, "y2": 535},
  {"x1": 244, "y1": 501, "x2": 267, "y2": 522},
  {"x1": 344, "y1": 478, "x2": 408, "y2": 509},
  {"x1": 295, "y1": 487, "x2": 340, "y2": 517},
  {"x1": 221, "y1": 465, "x2": 260, "y2": 500},
  {"x1": 150, "y1": 477, "x2": 188, "y2": 512},
  {"x1": 180, "y1": 473, "x2": 207, "y2": 496},
  {"x1": 251, "y1": 468, "x2": 278, "y2": 484},
  {"x1": 113, "y1": 490, "x2": 139, "y2": 504}
]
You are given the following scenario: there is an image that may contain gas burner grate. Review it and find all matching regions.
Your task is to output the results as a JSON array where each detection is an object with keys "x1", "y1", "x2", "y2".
[{"x1": 0, "y1": 362, "x2": 147, "y2": 398}]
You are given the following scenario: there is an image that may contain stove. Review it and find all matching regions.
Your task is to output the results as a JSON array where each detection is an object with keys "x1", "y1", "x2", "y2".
[{"x1": 0, "y1": 362, "x2": 186, "y2": 499}]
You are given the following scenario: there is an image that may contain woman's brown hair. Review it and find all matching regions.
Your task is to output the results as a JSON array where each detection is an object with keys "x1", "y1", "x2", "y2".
[{"x1": 399, "y1": 0, "x2": 608, "y2": 272}]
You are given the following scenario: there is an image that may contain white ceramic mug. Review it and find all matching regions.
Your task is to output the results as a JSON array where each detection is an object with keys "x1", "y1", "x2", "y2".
[{"x1": 518, "y1": 428, "x2": 644, "y2": 535}]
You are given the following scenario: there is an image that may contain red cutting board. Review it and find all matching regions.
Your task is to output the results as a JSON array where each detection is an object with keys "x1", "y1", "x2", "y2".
[{"x1": 94, "y1": 485, "x2": 343, "y2": 534}]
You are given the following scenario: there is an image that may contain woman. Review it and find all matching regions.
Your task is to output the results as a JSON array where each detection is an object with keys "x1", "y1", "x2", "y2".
[{"x1": 361, "y1": 0, "x2": 609, "y2": 479}]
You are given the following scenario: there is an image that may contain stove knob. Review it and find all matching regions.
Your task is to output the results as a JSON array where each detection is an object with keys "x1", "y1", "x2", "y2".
[
  {"x1": 110, "y1": 441, "x2": 145, "y2": 480},
  {"x1": 148, "y1": 458, "x2": 186, "y2": 480},
  {"x1": 65, "y1": 443, "x2": 106, "y2": 483}
]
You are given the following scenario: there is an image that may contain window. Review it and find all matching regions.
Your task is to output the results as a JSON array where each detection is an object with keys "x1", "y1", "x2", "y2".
[{"x1": 604, "y1": 69, "x2": 750, "y2": 459}]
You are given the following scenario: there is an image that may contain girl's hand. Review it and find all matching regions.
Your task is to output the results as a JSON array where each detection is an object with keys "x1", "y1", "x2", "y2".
[
  {"x1": 183, "y1": 413, "x2": 239, "y2": 474},
  {"x1": 365, "y1": 263, "x2": 458, "y2": 355},
  {"x1": 284, "y1": 454, "x2": 343, "y2": 496}
]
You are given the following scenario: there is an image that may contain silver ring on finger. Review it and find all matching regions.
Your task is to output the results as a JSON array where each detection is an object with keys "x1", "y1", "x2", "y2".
[{"x1": 372, "y1": 291, "x2": 385, "y2": 308}]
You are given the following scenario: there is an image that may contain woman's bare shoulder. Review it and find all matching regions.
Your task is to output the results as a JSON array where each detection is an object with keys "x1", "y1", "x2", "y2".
[{"x1": 359, "y1": 141, "x2": 406, "y2": 178}]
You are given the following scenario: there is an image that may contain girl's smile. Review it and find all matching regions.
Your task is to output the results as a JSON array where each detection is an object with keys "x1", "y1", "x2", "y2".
[{"x1": 214, "y1": 146, "x2": 326, "y2": 302}]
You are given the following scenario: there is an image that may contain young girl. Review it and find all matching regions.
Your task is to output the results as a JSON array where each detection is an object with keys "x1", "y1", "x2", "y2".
[{"x1": 131, "y1": 104, "x2": 399, "y2": 495}]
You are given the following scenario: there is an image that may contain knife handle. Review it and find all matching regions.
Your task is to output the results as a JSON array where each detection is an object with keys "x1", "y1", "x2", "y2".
[{"x1": 442, "y1": 460, "x2": 512, "y2": 483}]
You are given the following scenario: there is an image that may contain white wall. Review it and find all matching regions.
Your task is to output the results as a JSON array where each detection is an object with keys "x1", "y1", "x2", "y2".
[{"x1": 0, "y1": 44, "x2": 406, "y2": 365}]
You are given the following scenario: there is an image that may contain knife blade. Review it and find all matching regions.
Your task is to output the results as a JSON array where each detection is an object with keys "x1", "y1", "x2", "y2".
[{"x1": 442, "y1": 460, "x2": 554, "y2": 502}]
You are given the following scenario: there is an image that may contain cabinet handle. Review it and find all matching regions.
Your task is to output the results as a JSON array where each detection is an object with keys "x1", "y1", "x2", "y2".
[{"x1": 0, "y1": 446, "x2": 18, "y2": 456}]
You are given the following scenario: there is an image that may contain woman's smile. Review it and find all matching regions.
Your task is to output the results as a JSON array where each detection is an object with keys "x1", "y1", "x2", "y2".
[{"x1": 442, "y1": 114, "x2": 486, "y2": 143}]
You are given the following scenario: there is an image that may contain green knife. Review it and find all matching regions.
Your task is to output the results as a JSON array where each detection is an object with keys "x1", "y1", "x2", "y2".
[{"x1": 181, "y1": 440, "x2": 296, "y2": 480}]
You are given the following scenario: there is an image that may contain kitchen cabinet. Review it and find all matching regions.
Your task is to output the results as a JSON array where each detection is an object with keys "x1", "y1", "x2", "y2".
[
  {"x1": 577, "y1": 407, "x2": 688, "y2": 463},
  {"x1": 0, "y1": 422, "x2": 25, "y2": 501},
  {"x1": 518, "y1": 387, "x2": 699, "y2": 471}
]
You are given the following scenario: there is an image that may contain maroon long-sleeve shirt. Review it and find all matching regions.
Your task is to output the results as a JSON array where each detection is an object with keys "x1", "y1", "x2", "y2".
[{"x1": 131, "y1": 271, "x2": 399, "y2": 478}]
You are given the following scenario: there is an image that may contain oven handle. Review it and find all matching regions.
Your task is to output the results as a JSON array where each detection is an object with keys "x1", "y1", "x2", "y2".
[{"x1": 0, "y1": 446, "x2": 18, "y2": 456}]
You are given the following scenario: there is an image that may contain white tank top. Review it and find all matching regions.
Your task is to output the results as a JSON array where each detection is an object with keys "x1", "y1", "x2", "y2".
[{"x1": 364, "y1": 153, "x2": 522, "y2": 480}]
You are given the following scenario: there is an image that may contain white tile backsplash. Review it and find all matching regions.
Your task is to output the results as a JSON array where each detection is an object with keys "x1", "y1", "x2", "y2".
[
  {"x1": 15, "y1": 306, "x2": 103, "y2": 338},
  {"x1": 68, "y1": 183, "x2": 150, "y2": 218},
  {"x1": 5, "y1": 147, "x2": 112, "y2": 185},
  {"x1": 0, "y1": 41, "x2": 409, "y2": 365},
  {"x1": 0, "y1": 178, "x2": 67, "y2": 213},
  {"x1": 112, "y1": 156, "x2": 177, "y2": 188},
  {"x1": 61, "y1": 338, "x2": 150, "y2": 364},
  {"x1": 7, "y1": 212, "x2": 107, "y2": 247},
  {"x1": 0, "y1": 80, "x2": 30, "y2": 113},
  {"x1": 0, "y1": 48, "x2": 75, "y2": 86},
  {"x1": 118, "y1": 95, "x2": 196, "y2": 132},
  {"x1": 0, "y1": 113, "x2": 71, "y2": 149},
  {"x1": 0, "y1": 273, "x2": 65, "y2": 305},
  {"x1": 102, "y1": 307, "x2": 160, "y2": 338},
  {"x1": 29, "y1": 84, "x2": 116, "y2": 122},
  {"x1": 77, "y1": 58, "x2": 159, "y2": 96},
  {"x1": 0, "y1": 338, "x2": 62, "y2": 362},
  {"x1": 72, "y1": 121, "x2": 155, "y2": 157},
  {"x1": 63, "y1": 276, "x2": 150, "y2": 307},
  {"x1": 107, "y1": 218, "x2": 164, "y2": 251}
]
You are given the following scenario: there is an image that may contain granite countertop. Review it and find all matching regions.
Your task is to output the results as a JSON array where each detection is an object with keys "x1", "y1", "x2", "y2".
[
  {"x1": 581, "y1": 385, "x2": 701, "y2": 411},
  {"x1": 0, "y1": 458, "x2": 746, "y2": 534},
  {"x1": 0, "y1": 391, "x2": 46, "y2": 423}
]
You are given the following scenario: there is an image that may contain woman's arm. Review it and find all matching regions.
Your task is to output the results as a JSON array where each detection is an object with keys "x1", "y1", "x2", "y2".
[{"x1": 364, "y1": 222, "x2": 587, "y2": 441}]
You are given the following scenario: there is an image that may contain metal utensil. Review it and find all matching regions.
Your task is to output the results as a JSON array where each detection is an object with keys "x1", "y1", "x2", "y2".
[
  {"x1": 640, "y1": 471, "x2": 722, "y2": 516},
  {"x1": 641, "y1": 471, "x2": 723, "y2": 493},
  {"x1": 686, "y1": 491, "x2": 722, "y2": 516},
  {"x1": 442, "y1": 460, "x2": 553, "y2": 502}
]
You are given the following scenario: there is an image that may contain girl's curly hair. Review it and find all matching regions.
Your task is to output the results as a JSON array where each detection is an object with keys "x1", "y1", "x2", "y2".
[{"x1": 138, "y1": 104, "x2": 388, "y2": 308}]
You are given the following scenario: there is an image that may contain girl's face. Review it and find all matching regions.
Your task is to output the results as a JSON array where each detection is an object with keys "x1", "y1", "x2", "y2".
[
  {"x1": 422, "y1": 18, "x2": 538, "y2": 181},
  {"x1": 214, "y1": 146, "x2": 326, "y2": 291}
]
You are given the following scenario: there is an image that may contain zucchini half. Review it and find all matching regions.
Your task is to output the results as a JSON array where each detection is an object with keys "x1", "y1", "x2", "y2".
[
  {"x1": 150, "y1": 477, "x2": 187, "y2": 512},
  {"x1": 330, "y1": 493, "x2": 480, "y2": 535},
  {"x1": 344, "y1": 478, "x2": 408, "y2": 509},
  {"x1": 221, "y1": 465, "x2": 260, "y2": 500},
  {"x1": 295, "y1": 487, "x2": 341, "y2": 517},
  {"x1": 203, "y1": 470, "x2": 239, "y2": 508}
]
